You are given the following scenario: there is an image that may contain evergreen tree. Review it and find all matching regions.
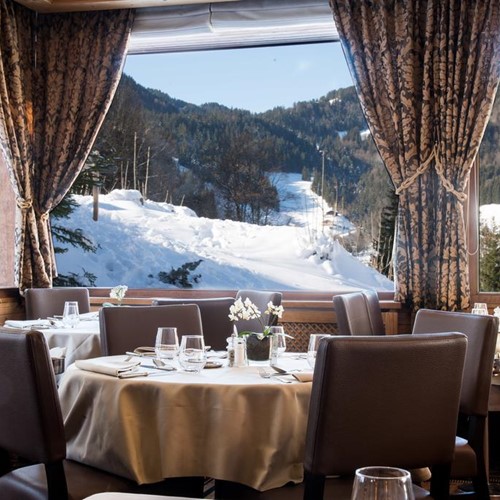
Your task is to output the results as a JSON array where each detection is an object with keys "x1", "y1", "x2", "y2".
[{"x1": 480, "y1": 223, "x2": 500, "y2": 291}]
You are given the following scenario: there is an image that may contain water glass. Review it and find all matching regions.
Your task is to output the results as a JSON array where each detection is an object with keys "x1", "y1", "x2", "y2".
[
  {"x1": 307, "y1": 333, "x2": 330, "y2": 369},
  {"x1": 472, "y1": 303, "x2": 488, "y2": 315},
  {"x1": 155, "y1": 327, "x2": 179, "y2": 360},
  {"x1": 351, "y1": 466, "x2": 415, "y2": 500},
  {"x1": 179, "y1": 335, "x2": 207, "y2": 372},
  {"x1": 269, "y1": 326, "x2": 286, "y2": 355},
  {"x1": 62, "y1": 301, "x2": 80, "y2": 328}
]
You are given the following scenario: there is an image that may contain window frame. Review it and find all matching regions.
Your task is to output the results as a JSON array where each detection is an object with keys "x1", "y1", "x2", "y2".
[{"x1": 468, "y1": 158, "x2": 500, "y2": 306}]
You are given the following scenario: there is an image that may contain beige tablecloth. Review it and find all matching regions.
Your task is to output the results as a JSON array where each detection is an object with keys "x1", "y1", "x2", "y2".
[
  {"x1": 3, "y1": 319, "x2": 101, "y2": 367},
  {"x1": 59, "y1": 355, "x2": 312, "y2": 491}
]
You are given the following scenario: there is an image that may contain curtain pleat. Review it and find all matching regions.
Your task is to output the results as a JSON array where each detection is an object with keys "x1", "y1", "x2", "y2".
[
  {"x1": 0, "y1": 1, "x2": 134, "y2": 290},
  {"x1": 330, "y1": 0, "x2": 500, "y2": 310}
]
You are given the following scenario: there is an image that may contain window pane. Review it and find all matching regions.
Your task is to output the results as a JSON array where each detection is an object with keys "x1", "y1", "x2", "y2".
[
  {"x1": 53, "y1": 43, "x2": 395, "y2": 292},
  {"x1": 479, "y1": 91, "x2": 500, "y2": 292}
]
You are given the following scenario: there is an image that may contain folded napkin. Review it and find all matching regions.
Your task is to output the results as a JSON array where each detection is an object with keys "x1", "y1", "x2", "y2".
[
  {"x1": 292, "y1": 371, "x2": 314, "y2": 383},
  {"x1": 75, "y1": 357, "x2": 148, "y2": 378},
  {"x1": 4, "y1": 319, "x2": 51, "y2": 329}
]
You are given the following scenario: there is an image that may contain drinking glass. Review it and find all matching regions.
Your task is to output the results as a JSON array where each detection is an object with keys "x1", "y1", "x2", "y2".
[
  {"x1": 62, "y1": 301, "x2": 80, "y2": 328},
  {"x1": 155, "y1": 327, "x2": 179, "y2": 361},
  {"x1": 269, "y1": 326, "x2": 286, "y2": 355},
  {"x1": 178, "y1": 335, "x2": 207, "y2": 372},
  {"x1": 472, "y1": 303, "x2": 488, "y2": 315},
  {"x1": 307, "y1": 333, "x2": 330, "y2": 369},
  {"x1": 351, "y1": 466, "x2": 415, "y2": 500}
]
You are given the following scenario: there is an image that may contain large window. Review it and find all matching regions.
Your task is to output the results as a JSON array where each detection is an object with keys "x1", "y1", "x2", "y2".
[
  {"x1": 478, "y1": 91, "x2": 500, "y2": 292},
  {"x1": 52, "y1": 42, "x2": 397, "y2": 292}
]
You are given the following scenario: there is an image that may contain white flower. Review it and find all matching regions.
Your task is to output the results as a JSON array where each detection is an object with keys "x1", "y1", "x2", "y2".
[
  {"x1": 110, "y1": 285, "x2": 128, "y2": 302},
  {"x1": 228, "y1": 297, "x2": 284, "y2": 337}
]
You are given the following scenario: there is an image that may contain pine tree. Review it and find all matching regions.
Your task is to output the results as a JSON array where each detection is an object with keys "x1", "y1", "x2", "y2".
[{"x1": 479, "y1": 223, "x2": 500, "y2": 291}]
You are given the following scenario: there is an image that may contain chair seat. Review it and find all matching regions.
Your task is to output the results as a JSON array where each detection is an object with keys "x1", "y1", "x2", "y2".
[
  {"x1": 0, "y1": 460, "x2": 198, "y2": 500},
  {"x1": 451, "y1": 437, "x2": 477, "y2": 478},
  {"x1": 215, "y1": 476, "x2": 431, "y2": 499}
]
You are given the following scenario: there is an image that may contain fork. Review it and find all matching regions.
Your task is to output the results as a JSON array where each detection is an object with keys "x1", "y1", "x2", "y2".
[{"x1": 258, "y1": 368, "x2": 292, "y2": 383}]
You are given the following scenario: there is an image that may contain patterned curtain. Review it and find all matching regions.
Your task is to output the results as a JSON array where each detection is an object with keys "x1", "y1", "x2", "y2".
[
  {"x1": 0, "y1": 1, "x2": 134, "y2": 290},
  {"x1": 330, "y1": 0, "x2": 500, "y2": 311}
]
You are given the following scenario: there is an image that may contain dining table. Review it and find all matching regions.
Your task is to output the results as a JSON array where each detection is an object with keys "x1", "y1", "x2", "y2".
[
  {"x1": 3, "y1": 313, "x2": 101, "y2": 368},
  {"x1": 58, "y1": 353, "x2": 313, "y2": 492}
]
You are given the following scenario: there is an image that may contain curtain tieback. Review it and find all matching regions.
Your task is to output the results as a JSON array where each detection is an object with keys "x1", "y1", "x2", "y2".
[
  {"x1": 395, "y1": 147, "x2": 467, "y2": 203},
  {"x1": 434, "y1": 158, "x2": 468, "y2": 203},
  {"x1": 395, "y1": 149, "x2": 436, "y2": 196},
  {"x1": 39, "y1": 212, "x2": 50, "y2": 222},
  {"x1": 17, "y1": 198, "x2": 33, "y2": 211}
]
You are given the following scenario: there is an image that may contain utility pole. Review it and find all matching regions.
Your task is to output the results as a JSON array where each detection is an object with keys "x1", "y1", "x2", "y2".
[
  {"x1": 321, "y1": 150, "x2": 325, "y2": 201},
  {"x1": 133, "y1": 131, "x2": 137, "y2": 190}
]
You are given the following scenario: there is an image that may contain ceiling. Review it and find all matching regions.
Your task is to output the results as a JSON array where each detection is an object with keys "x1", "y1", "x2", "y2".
[{"x1": 13, "y1": 0, "x2": 234, "y2": 14}]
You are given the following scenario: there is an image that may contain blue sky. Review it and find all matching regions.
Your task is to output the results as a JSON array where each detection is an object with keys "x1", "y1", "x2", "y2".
[{"x1": 123, "y1": 42, "x2": 353, "y2": 114}]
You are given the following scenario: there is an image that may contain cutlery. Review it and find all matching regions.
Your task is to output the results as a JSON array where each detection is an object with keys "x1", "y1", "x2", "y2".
[
  {"x1": 125, "y1": 351, "x2": 154, "y2": 358},
  {"x1": 270, "y1": 365, "x2": 299, "y2": 375},
  {"x1": 258, "y1": 368, "x2": 292, "y2": 383},
  {"x1": 142, "y1": 363, "x2": 177, "y2": 372},
  {"x1": 153, "y1": 358, "x2": 177, "y2": 371}
]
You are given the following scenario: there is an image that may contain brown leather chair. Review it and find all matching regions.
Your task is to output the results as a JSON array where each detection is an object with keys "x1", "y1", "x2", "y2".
[
  {"x1": 99, "y1": 304, "x2": 203, "y2": 356},
  {"x1": 413, "y1": 309, "x2": 499, "y2": 498},
  {"x1": 152, "y1": 297, "x2": 235, "y2": 350},
  {"x1": 333, "y1": 290, "x2": 385, "y2": 335},
  {"x1": 216, "y1": 333, "x2": 467, "y2": 499},
  {"x1": 0, "y1": 329, "x2": 205, "y2": 499},
  {"x1": 25, "y1": 287, "x2": 91, "y2": 320},
  {"x1": 361, "y1": 289, "x2": 386, "y2": 334},
  {"x1": 234, "y1": 290, "x2": 282, "y2": 333}
]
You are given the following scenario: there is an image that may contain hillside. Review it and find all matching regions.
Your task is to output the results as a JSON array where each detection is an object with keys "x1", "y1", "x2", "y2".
[{"x1": 70, "y1": 73, "x2": 500, "y2": 283}]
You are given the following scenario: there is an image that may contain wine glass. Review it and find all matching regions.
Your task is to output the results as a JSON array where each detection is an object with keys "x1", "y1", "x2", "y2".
[
  {"x1": 307, "y1": 333, "x2": 330, "y2": 369},
  {"x1": 351, "y1": 466, "x2": 415, "y2": 500},
  {"x1": 62, "y1": 301, "x2": 80, "y2": 328},
  {"x1": 178, "y1": 335, "x2": 207, "y2": 372},
  {"x1": 269, "y1": 326, "x2": 286, "y2": 356},
  {"x1": 155, "y1": 327, "x2": 179, "y2": 361}
]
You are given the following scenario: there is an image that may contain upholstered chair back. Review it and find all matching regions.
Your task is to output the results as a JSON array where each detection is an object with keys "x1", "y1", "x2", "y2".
[
  {"x1": 152, "y1": 297, "x2": 235, "y2": 350},
  {"x1": 333, "y1": 291, "x2": 385, "y2": 335},
  {"x1": 25, "y1": 287, "x2": 91, "y2": 320},
  {"x1": 100, "y1": 304, "x2": 203, "y2": 356}
]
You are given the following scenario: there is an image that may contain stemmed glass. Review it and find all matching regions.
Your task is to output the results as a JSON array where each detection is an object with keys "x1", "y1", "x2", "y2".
[
  {"x1": 62, "y1": 301, "x2": 80, "y2": 328},
  {"x1": 307, "y1": 333, "x2": 330, "y2": 369},
  {"x1": 155, "y1": 327, "x2": 179, "y2": 363},
  {"x1": 351, "y1": 466, "x2": 415, "y2": 500},
  {"x1": 178, "y1": 335, "x2": 207, "y2": 372},
  {"x1": 269, "y1": 326, "x2": 287, "y2": 356}
]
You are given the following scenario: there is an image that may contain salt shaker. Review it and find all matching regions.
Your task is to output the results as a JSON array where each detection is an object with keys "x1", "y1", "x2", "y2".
[
  {"x1": 270, "y1": 332, "x2": 279, "y2": 366},
  {"x1": 227, "y1": 333, "x2": 236, "y2": 367},
  {"x1": 234, "y1": 336, "x2": 248, "y2": 367}
]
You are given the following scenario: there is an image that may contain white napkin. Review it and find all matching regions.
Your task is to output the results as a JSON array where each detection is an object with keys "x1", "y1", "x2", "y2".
[
  {"x1": 4, "y1": 319, "x2": 51, "y2": 329},
  {"x1": 292, "y1": 371, "x2": 314, "y2": 383},
  {"x1": 75, "y1": 357, "x2": 149, "y2": 378}
]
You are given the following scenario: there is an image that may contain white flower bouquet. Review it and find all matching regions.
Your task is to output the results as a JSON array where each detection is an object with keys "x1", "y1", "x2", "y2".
[
  {"x1": 109, "y1": 285, "x2": 128, "y2": 305},
  {"x1": 228, "y1": 297, "x2": 284, "y2": 338}
]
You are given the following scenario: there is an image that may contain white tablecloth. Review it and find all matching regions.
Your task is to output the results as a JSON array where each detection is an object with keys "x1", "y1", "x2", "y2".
[
  {"x1": 3, "y1": 319, "x2": 101, "y2": 367},
  {"x1": 59, "y1": 354, "x2": 312, "y2": 491}
]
